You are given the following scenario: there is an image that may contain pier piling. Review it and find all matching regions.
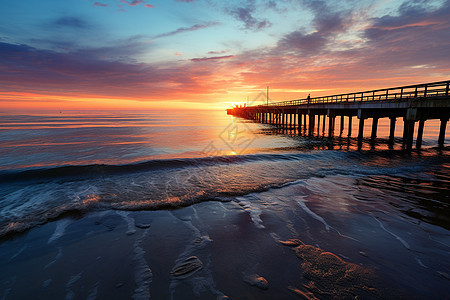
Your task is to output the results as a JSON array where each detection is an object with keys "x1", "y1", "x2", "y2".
[
  {"x1": 417, "y1": 120, "x2": 425, "y2": 148},
  {"x1": 438, "y1": 118, "x2": 448, "y2": 146},
  {"x1": 371, "y1": 117, "x2": 379, "y2": 142},
  {"x1": 348, "y1": 116, "x2": 353, "y2": 137}
]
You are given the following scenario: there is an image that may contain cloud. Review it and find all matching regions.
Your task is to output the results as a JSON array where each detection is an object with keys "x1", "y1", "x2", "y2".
[
  {"x1": 120, "y1": 0, "x2": 154, "y2": 7},
  {"x1": 279, "y1": 31, "x2": 327, "y2": 54},
  {"x1": 278, "y1": 0, "x2": 351, "y2": 54},
  {"x1": 207, "y1": 49, "x2": 230, "y2": 55},
  {"x1": 0, "y1": 41, "x2": 238, "y2": 101},
  {"x1": 93, "y1": 2, "x2": 108, "y2": 7},
  {"x1": 360, "y1": 0, "x2": 450, "y2": 68},
  {"x1": 130, "y1": 0, "x2": 144, "y2": 6},
  {"x1": 29, "y1": 33, "x2": 153, "y2": 62},
  {"x1": 190, "y1": 55, "x2": 234, "y2": 62},
  {"x1": 154, "y1": 22, "x2": 219, "y2": 39},
  {"x1": 242, "y1": 0, "x2": 450, "y2": 91},
  {"x1": 365, "y1": 0, "x2": 450, "y2": 39},
  {"x1": 53, "y1": 17, "x2": 89, "y2": 29},
  {"x1": 227, "y1": 2, "x2": 271, "y2": 30}
]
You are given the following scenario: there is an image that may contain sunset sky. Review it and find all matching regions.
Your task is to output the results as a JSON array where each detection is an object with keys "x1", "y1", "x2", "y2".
[{"x1": 1, "y1": 0, "x2": 449, "y2": 111}]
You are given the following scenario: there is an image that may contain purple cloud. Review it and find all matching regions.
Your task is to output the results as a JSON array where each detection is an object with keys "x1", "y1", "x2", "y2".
[
  {"x1": 53, "y1": 17, "x2": 89, "y2": 29},
  {"x1": 129, "y1": 0, "x2": 144, "y2": 6},
  {"x1": 93, "y1": 2, "x2": 108, "y2": 7},
  {"x1": 207, "y1": 49, "x2": 230, "y2": 55},
  {"x1": 0, "y1": 41, "x2": 231, "y2": 100},
  {"x1": 279, "y1": 31, "x2": 327, "y2": 54},
  {"x1": 227, "y1": 2, "x2": 271, "y2": 30},
  {"x1": 154, "y1": 22, "x2": 219, "y2": 38},
  {"x1": 120, "y1": 0, "x2": 153, "y2": 7},
  {"x1": 190, "y1": 55, "x2": 235, "y2": 62},
  {"x1": 277, "y1": 1, "x2": 351, "y2": 54}
]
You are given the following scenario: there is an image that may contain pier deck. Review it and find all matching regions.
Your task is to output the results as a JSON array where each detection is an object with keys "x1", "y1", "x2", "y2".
[{"x1": 227, "y1": 80, "x2": 450, "y2": 149}]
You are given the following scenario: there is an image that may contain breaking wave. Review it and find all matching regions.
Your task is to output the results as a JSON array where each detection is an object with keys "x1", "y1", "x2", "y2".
[{"x1": 0, "y1": 149, "x2": 448, "y2": 238}]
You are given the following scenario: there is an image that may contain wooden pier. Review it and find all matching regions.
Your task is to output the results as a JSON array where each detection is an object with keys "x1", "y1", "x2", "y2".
[{"x1": 227, "y1": 80, "x2": 450, "y2": 149}]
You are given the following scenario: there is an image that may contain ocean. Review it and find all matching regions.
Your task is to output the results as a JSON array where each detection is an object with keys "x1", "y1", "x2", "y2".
[{"x1": 0, "y1": 110, "x2": 449, "y2": 299}]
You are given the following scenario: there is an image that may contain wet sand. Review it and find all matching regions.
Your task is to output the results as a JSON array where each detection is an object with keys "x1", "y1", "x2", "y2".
[
  {"x1": 2, "y1": 166, "x2": 450, "y2": 299},
  {"x1": 1, "y1": 201, "x2": 302, "y2": 299},
  {"x1": 2, "y1": 196, "x2": 440, "y2": 300}
]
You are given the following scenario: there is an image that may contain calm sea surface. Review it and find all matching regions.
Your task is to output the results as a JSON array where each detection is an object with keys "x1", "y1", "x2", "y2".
[{"x1": 0, "y1": 110, "x2": 449, "y2": 299}]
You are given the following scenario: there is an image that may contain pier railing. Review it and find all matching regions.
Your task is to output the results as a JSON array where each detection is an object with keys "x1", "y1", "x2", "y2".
[{"x1": 263, "y1": 80, "x2": 450, "y2": 107}]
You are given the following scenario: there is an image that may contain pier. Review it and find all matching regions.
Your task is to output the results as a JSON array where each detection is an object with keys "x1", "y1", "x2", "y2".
[{"x1": 227, "y1": 80, "x2": 450, "y2": 149}]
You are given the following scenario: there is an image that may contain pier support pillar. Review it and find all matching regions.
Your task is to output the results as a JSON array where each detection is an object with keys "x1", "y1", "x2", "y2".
[
  {"x1": 405, "y1": 120, "x2": 415, "y2": 150},
  {"x1": 389, "y1": 117, "x2": 396, "y2": 143},
  {"x1": 348, "y1": 116, "x2": 353, "y2": 137},
  {"x1": 328, "y1": 116, "x2": 335, "y2": 138},
  {"x1": 309, "y1": 114, "x2": 314, "y2": 136},
  {"x1": 371, "y1": 117, "x2": 379, "y2": 141},
  {"x1": 322, "y1": 115, "x2": 326, "y2": 135},
  {"x1": 416, "y1": 119, "x2": 425, "y2": 149},
  {"x1": 303, "y1": 114, "x2": 307, "y2": 130},
  {"x1": 438, "y1": 118, "x2": 448, "y2": 146},
  {"x1": 402, "y1": 119, "x2": 409, "y2": 142},
  {"x1": 340, "y1": 115, "x2": 344, "y2": 136},
  {"x1": 317, "y1": 115, "x2": 321, "y2": 135},
  {"x1": 294, "y1": 110, "x2": 297, "y2": 130},
  {"x1": 358, "y1": 118, "x2": 365, "y2": 147},
  {"x1": 298, "y1": 113, "x2": 302, "y2": 130}
]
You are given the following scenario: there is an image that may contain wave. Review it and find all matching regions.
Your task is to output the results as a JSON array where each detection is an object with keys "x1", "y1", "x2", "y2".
[
  {"x1": 0, "y1": 149, "x2": 448, "y2": 239},
  {"x1": 0, "y1": 151, "x2": 351, "y2": 183}
]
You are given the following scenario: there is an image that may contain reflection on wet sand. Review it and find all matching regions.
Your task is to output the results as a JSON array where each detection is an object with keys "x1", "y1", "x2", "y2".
[{"x1": 281, "y1": 238, "x2": 379, "y2": 299}]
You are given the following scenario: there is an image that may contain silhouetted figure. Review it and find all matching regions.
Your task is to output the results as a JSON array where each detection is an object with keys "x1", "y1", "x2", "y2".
[{"x1": 307, "y1": 93, "x2": 311, "y2": 104}]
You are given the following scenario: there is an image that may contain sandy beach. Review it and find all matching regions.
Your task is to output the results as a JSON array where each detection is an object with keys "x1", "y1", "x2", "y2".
[{"x1": 2, "y1": 175, "x2": 449, "y2": 299}]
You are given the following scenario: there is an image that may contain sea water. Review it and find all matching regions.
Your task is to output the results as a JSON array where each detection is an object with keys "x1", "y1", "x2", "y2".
[{"x1": 0, "y1": 110, "x2": 449, "y2": 299}]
